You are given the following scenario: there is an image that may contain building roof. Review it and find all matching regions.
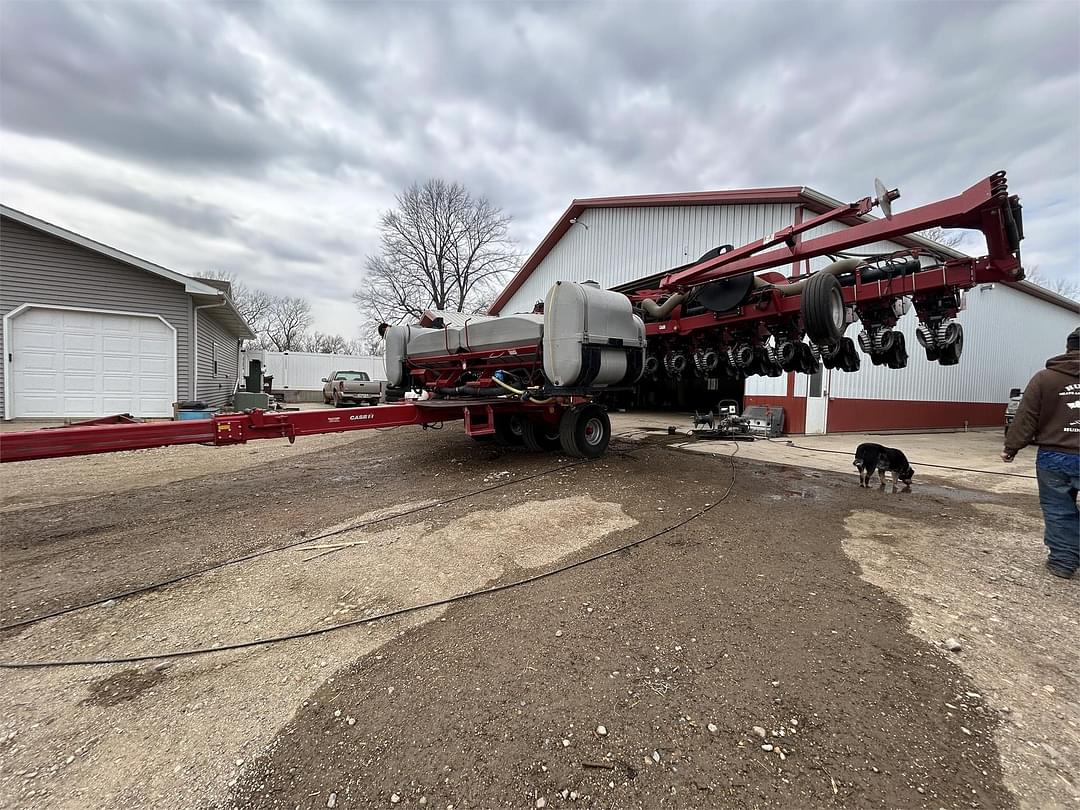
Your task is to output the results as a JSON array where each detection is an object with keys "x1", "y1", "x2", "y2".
[
  {"x1": 489, "y1": 185, "x2": 972, "y2": 314},
  {"x1": 1, "y1": 204, "x2": 254, "y2": 338}
]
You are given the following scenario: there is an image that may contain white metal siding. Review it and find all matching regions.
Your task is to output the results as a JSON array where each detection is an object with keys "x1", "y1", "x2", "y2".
[
  {"x1": 245, "y1": 351, "x2": 385, "y2": 391},
  {"x1": 502, "y1": 204, "x2": 797, "y2": 314},
  {"x1": 830, "y1": 283, "x2": 1078, "y2": 403}
]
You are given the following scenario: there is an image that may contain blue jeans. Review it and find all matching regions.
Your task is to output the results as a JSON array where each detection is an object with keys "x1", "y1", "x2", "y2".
[{"x1": 1036, "y1": 449, "x2": 1080, "y2": 573}]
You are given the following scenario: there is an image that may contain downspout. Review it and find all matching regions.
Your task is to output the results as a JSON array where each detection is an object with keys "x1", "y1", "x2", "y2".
[{"x1": 192, "y1": 298, "x2": 229, "y2": 404}]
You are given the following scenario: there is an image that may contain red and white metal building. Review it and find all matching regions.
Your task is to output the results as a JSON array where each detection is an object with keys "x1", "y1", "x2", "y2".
[{"x1": 490, "y1": 187, "x2": 1079, "y2": 434}]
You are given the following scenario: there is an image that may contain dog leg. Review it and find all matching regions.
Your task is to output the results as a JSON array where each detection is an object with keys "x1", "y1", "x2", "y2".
[
  {"x1": 878, "y1": 469, "x2": 886, "y2": 490},
  {"x1": 890, "y1": 470, "x2": 898, "y2": 494}
]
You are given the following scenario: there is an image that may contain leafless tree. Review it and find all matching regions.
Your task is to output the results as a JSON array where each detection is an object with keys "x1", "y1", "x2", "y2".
[
  {"x1": 299, "y1": 332, "x2": 351, "y2": 354},
  {"x1": 1024, "y1": 266, "x2": 1080, "y2": 301},
  {"x1": 918, "y1": 227, "x2": 966, "y2": 250},
  {"x1": 354, "y1": 179, "x2": 519, "y2": 329},
  {"x1": 264, "y1": 296, "x2": 312, "y2": 351},
  {"x1": 200, "y1": 269, "x2": 276, "y2": 351},
  {"x1": 200, "y1": 270, "x2": 274, "y2": 336}
]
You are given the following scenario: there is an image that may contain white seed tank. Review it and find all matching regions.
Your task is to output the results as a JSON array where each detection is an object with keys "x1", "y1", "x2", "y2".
[
  {"x1": 383, "y1": 282, "x2": 645, "y2": 390},
  {"x1": 542, "y1": 282, "x2": 646, "y2": 388}
]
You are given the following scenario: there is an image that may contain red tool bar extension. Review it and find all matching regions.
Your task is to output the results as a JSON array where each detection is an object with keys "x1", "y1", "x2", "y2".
[
  {"x1": 661, "y1": 173, "x2": 1019, "y2": 290},
  {"x1": 0, "y1": 403, "x2": 446, "y2": 464}
]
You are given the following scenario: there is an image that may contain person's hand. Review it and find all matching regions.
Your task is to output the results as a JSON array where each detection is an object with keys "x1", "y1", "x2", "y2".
[{"x1": 1001, "y1": 450, "x2": 1015, "y2": 463}]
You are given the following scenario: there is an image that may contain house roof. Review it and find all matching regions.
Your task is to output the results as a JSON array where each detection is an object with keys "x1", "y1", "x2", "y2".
[
  {"x1": 489, "y1": 185, "x2": 970, "y2": 314},
  {"x1": 1, "y1": 204, "x2": 254, "y2": 338}
]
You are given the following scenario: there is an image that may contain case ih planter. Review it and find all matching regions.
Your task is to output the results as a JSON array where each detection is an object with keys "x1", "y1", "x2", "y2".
[{"x1": 0, "y1": 172, "x2": 1024, "y2": 463}]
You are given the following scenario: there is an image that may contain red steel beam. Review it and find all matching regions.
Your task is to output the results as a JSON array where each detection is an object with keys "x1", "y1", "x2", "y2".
[
  {"x1": 661, "y1": 174, "x2": 1018, "y2": 290},
  {"x1": 646, "y1": 259, "x2": 990, "y2": 339},
  {"x1": 0, "y1": 403, "x2": 453, "y2": 464}
]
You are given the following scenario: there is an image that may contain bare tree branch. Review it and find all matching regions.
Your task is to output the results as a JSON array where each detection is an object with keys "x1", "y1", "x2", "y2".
[
  {"x1": 265, "y1": 296, "x2": 312, "y2": 351},
  {"x1": 354, "y1": 179, "x2": 519, "y2": 331},
  {"x1": 918, "y1": 226, "x2": 966, "y2": 249},
  {"x1": 1024, "y1": 265, "x2": 1080, "y2": 301}
]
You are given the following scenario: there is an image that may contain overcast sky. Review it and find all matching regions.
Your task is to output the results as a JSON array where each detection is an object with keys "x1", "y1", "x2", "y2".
[{"x1": 2, "y1": 1, "x2": 1077, "y2": 337}]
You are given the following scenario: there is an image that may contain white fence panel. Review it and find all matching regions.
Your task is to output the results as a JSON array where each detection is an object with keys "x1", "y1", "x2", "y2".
[{"x1": 244, "y1": 351, "x2": 385, "y2": 390}]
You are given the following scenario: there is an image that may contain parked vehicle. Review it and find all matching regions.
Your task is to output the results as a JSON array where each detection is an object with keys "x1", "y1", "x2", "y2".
[
  {"x1": 322, "y1": 371, "x2": 384, "y2": 407},
  {"x1": 1004, "y1": 387, "x2": 1022, "y2": 434}
]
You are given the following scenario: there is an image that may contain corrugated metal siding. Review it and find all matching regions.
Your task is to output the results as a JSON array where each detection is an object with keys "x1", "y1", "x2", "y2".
[
  {"x1": 196, "y1": 309, "x2": 239, "y2": 408},
  {"x1": 0, "y1": 217, "x2": 193, "y2": 418},
  {"x1": 502, "y1": 203, "x2": 797, "y2": 313},
  {"x1": 744, "y1": 373, "x2": 789, "y2": 396},
  {"x1": 829, "y1": 283, "x2": 1079, "y2": 403},
  {"x1": 245, "y1": 351, "x2": 385, "y2": 391}
]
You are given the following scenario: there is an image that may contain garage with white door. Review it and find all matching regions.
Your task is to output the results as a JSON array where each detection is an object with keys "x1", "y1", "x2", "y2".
[
  {"x1": 6, "y1": 305, "x2": 176, "y2": 418},
  {"x1": 1, "y1": 205, "x2": 253, "y2": 420}
]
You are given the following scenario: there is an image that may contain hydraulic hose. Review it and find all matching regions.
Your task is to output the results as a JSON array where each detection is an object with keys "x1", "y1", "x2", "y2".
[
  {"x1": 434, "y1": 385, "x2": 502, "y2": 398},
  {"x1": 640, "y1": 293, "x2": 686, "y2": 319},
  {"x1": 771, "y1": 258, "x2": 861, "y2": 297},
  {"x1": 492, "y1": 376, "x2": 525, "y2": 396}
]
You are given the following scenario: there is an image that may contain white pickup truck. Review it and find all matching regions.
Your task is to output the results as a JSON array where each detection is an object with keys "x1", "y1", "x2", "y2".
[{"x1": 321, "y1": 371, "x2": 384, "y2": 407}]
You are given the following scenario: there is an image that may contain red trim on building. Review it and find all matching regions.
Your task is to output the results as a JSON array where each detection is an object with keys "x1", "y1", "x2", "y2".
[
  {"x1": 744, "y1": 395, "x2": 1005, "y2": 434},
  {"x1": 826, "y1": 399, "x2": 1006, "y2": 433},
  {"x1": 744, "y1": 395, "x2": 806, "y2": 435}
]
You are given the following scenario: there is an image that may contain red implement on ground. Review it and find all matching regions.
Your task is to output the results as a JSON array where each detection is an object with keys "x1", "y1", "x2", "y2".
[{"x1": 0, "y1": 172, "x2": 1024, "y2": 463}]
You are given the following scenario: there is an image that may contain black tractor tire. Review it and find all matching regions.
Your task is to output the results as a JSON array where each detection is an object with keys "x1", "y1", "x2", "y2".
[
  {"x1": 559, "y1": 404, "x2": 611, "y2": 459},
  {"x1": 521, "y1": 418, "x2": 561, "y2": 452},
  {"x1": 493, "y1": 413, "x2": 526, "y2": 446},
  {"x1": 802, "y1": 272, "x2": 846, "y2": 345}
]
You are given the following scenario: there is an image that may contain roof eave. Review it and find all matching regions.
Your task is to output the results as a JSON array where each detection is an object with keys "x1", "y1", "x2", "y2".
[{"x1": 0, "y1": 204, "x2": 223, "y2": 295}]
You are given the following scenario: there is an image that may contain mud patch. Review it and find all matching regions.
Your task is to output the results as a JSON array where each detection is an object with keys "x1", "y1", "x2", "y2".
[
  {"x1": 83, "y1": 667, "x2": 166, "y2": 707},
  {"x1": 842, "y1": 507, "x2": 1080, "y2": 809},
  {"x1": 0, "y1": 494, "x2": 633, "y2": 810}
]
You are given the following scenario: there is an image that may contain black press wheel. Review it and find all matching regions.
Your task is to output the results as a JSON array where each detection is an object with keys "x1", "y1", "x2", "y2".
[
  {"x1": 559, "y1": 404, "x2": 611, "y2": 459},
  {"x1": 493, "y1": 413, "x2": 526, "y2": 446},
  {"x1": 802, "y1": 272, "x2": 846, "y2": 345},
  {"x1": 938, "y1": 324, "x2": 964, "y2": 366},
  {"x1": 521, "y1": 418, "x2": 562, "y2": 452}
]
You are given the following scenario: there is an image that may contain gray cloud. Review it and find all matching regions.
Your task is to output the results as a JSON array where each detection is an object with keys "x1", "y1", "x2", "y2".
[{"x1": 1, "y1": 0, "x2": 1076, "y2": 337}]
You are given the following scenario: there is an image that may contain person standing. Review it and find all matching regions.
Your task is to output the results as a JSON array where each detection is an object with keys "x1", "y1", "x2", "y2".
[{"x1": 1003, "y1": 327, "x2": 1080, "y2": 578}]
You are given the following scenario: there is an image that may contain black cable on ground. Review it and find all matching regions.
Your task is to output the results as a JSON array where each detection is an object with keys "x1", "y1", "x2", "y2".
[
  {"x1": 765, "y1": 438, "x2": 1037, "y2": 480},
  {"x1": 0, "y1": 455, "x2": 598, "y2": 632},
  {"x1": 0, "y1": 443, "x2": 739, "y2": 669}
]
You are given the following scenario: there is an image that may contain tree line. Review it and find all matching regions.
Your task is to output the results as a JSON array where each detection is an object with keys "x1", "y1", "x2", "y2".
[{"x1": 201, "y1": 271, "x2": 375, "y2": 355}]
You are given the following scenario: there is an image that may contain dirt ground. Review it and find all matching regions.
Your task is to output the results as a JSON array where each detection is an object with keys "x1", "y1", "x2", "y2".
[{"x1": 0, "y1": 417, "x2": 1075, "y2": 809}]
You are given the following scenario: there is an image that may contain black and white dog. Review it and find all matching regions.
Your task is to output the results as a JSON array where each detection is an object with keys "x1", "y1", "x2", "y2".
[{"x1": 853, "y1": 443, "x2": 915, "y2": 492}]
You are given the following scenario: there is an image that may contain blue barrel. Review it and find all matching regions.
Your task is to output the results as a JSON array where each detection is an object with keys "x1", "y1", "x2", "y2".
[{"x1": 177, "y1": 409, "x2": 214, "y2": 421}]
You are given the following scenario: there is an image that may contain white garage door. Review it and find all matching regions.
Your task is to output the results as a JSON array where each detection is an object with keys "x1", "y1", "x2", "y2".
[{"x1": 8, "y1": 306, "x2": 176, "y2": 418}]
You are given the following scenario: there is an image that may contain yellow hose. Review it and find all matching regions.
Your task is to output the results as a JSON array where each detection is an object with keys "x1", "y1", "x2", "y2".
[{"x1": 492, "y1": 376, "x2": 525, "y2": 395}]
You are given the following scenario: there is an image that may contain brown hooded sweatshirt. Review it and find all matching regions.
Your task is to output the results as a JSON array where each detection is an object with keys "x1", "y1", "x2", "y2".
[{"x1": 1004, "y1": 351, "x2": 1080, "y2": 456}]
